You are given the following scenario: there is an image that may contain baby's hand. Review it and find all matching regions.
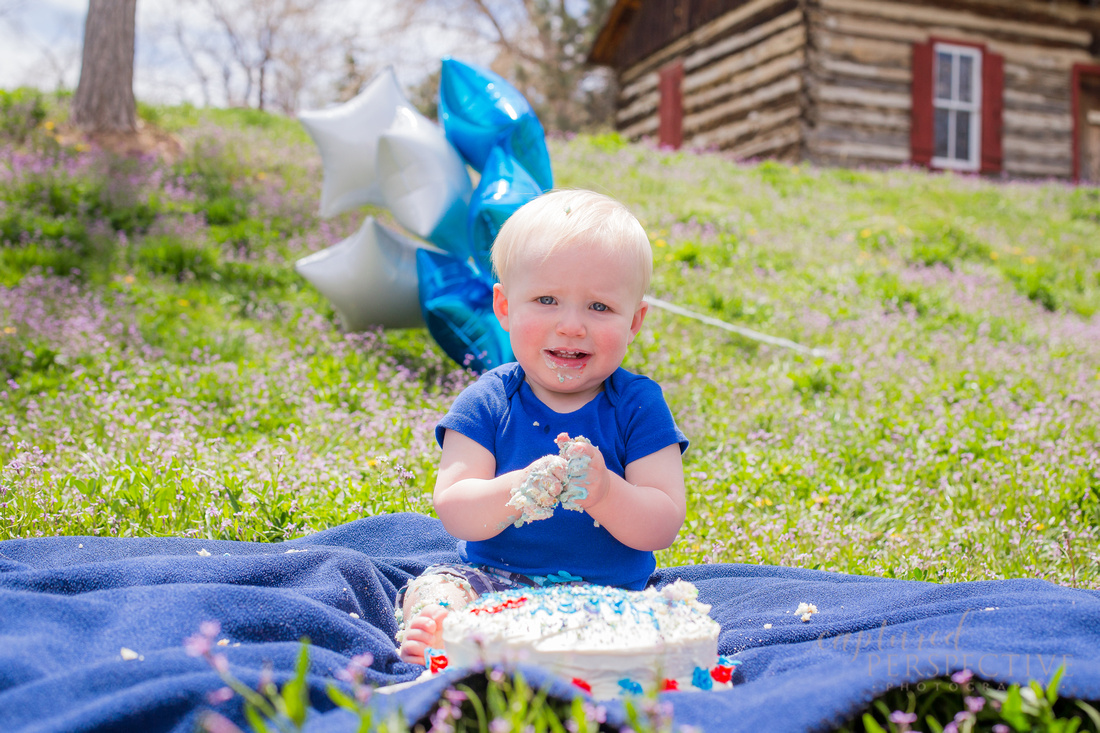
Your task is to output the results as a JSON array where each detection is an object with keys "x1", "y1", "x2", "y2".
[
  {"x1": 556, "y1": 433, "x2": 611, "y2": 511},
  {"x1": 506, "y1": 454, "x2": 568, "y2": 526},
  {"x1": 523, "y1": 455, "x2": 567, "y2": 505}
]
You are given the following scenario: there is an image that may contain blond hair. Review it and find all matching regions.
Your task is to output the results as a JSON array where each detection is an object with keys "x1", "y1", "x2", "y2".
[{"x1": 490, "y1": 190, "x2": 652, "y2": 298}]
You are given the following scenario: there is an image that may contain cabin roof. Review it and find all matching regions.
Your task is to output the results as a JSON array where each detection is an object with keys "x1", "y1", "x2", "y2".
[
  {"x1": 589, "y1": 0, "x2": 642, "y2": 66},
  {"x1": 588, "y1": 0, "x2": 1100, "y2": 68}
]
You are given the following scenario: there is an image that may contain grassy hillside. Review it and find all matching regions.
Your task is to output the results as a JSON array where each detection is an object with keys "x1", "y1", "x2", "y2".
[{"x1": 2, "y1": 90, "x2": 1098, "y2": 597}]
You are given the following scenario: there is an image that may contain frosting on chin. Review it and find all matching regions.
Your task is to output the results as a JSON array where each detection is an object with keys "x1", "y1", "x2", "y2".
[
  {"x1": 441, "y1": 581, "x2": 733, "y2": 699},
  {"x1": 542, "y1": 350, "x2": 587, "y2": 382}
]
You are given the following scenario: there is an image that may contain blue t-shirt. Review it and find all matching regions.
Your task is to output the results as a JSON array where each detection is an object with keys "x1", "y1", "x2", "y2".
[{"x1": 435, "y1": 363, "x2": 688, "y2": 590}]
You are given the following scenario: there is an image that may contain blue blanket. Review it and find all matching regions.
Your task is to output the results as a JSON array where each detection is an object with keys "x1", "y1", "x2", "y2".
[{"x1": 1, "y1": 513, "x2": 1097, "y2": 732}]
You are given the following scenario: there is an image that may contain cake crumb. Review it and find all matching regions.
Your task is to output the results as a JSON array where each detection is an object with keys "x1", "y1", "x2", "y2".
[
  {"x1": 796, "y1": 602, "x2": 819, "y2": 622},
  {"x1": 120, "y1": 647, "x2": 143, "y2": 661},
  {"x1": 660, "y1": 579, "x2": 700, "y2": 603},
  {"x1": 764, "y1": 623, "x2": 772, "y2": 629},
  {"x1": 196, "y1": 548, "x2": 211, "y2": 557},
  {"x1": 349, "y1": 612, "x2": 360, "y2": 618}
]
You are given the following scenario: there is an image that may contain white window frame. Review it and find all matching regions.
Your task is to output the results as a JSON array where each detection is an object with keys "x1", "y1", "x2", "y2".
[{"x1": 931, "y1": 43, "x2": 982, "y2": 171}]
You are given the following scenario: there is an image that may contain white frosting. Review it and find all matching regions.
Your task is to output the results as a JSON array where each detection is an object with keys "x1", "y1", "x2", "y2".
[
  {"x1": 505, "y1": 434, "x2": 592, "y2": 526},
  {"x1": 557, "y1": 434, "x2": 592, "y2": 510},
  {"x1": 442, "y1": 582, "x2": 727, "y2": 699},
  {"x1": 506, "y1": 455, "x2": 566, "y2": 525}
]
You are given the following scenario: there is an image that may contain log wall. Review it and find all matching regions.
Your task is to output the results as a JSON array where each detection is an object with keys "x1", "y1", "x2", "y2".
[
  {"x1": 805, "y1": 0, "x2": 1099, "y2": 177},
  {"x1": 610, "y1": 0, "x2": 1100, "y2": 178},
  {"x1": 616, "y1": 0, "x2": 806, "y2": 161}
]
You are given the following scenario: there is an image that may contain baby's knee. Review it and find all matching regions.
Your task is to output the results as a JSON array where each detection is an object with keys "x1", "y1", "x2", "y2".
[
  {"x1": 402, "y1": 576, "x2": 470, "y2": 620},
  {"x1": 402, "y1": 574, "x2": 476, "y2": 617}
]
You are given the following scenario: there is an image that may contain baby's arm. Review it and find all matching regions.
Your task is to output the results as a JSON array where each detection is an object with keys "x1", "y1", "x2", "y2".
[
  {"x1": 571, "y1": 443, "x2": 686, "y2": 551},
  {"x1": 433, "y1": 429, "x2": 534, "y2": 540}
]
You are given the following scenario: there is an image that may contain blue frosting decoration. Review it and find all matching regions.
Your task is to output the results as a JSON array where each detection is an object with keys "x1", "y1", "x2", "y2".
[
  {"x1": 467, "y1": 146, "x2": 544, "y2": 275},
  {"x1": 438, "y1": 58, "x2": 553, "y2": 191},
  {"x1": 415, "y1": 248, "x2": 513, "y2": 373},
  {"x1": 692, "y1": 666, "x2": 714, "y2": 690},
  {"x1": 618, "y1": 678, "x2": 644, "y2": 695},
  {"x1": 718, "y1": 656, "x2": 742, "y2": 667},
  {"x1": 537, "y1": 570, "x2": 584, "y2": 585}
]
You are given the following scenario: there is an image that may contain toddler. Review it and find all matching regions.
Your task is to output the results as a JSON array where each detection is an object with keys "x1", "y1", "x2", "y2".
[{"x1": 397, "y1": 189, "x2": 688, "y2": 665}]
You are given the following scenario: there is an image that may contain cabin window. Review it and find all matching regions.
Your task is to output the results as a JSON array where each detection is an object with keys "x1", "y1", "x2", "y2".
[
  {"x1": 910, "y1": 39, "x2": 1002, "y2": 174},
  {"x1": 932, "y1": 44, "x2": 982, "y2": 171}
]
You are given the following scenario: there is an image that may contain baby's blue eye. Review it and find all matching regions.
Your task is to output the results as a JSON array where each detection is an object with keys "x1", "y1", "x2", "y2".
[
  {"x1": 537, "y1": 296, "x2": 555, "y2": 305},
  {"x1": 591, "y1": 302, "x2": 609, "y2": 312}
]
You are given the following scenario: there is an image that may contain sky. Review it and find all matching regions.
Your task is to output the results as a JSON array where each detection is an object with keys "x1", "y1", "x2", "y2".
[
  {"x1": 0, "y1": 0, "x2": 493, "y2": 110},
  {"x1": 0, "y1": 0, "x2": 89, "y2": 94}
]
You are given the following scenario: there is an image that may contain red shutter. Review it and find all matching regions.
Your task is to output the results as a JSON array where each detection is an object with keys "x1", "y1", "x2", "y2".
[
  {"x1": 910, "y1": 41, "x2": 934, "y2": 167},
  {"x1": 981, "y1": 51, "x2": 1004, "y2": 174},
  {"x1": 658, "y1": 61, "x2": 684, "y2": 150}
]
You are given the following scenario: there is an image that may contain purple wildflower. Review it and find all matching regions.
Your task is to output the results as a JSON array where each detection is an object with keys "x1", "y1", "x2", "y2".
[
  {"x1": 184, "y1": 633, "x2": 213, "y2": 658},
  {"x1": 583, "y1": 703, "x2": 607, "y2": 724},
  {"x1": 428, "y1": 702, "x2": 455, "y2": 733},
  {"x1": 206, "y1": 686, "x2": 234, "y2": 704},
  {"x1": 199, "y1": 711, "x2": 245, "y2": 733},
  {"x1": 951, "y1": 668, "x2": 974, "y2": 686},
  {"x1": 889, "y1": 710, "x2": 917, "y2": 725},
  {"x1": 184, "y1": 621, "x2": 222, "y2": 658},
  {"x1": 442, "y1": 688, "x2": 466, "y2": 705}
]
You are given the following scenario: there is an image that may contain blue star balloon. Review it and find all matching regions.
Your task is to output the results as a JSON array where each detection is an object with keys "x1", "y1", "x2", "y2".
[
  {"x1": 438, "y1": 58, "x2": 553, "y2": 192},
  {"x1": 416, "y1": 248, "x2": 513, "y2": 373},
  {"x1": 467, "y1": 146, "x2": 544, "y2": 276}
]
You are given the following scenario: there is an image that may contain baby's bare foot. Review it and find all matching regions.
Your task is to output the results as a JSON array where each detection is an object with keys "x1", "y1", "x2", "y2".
[{"x1": 397, "y1": 604, "x2": 449, "y2": 666}]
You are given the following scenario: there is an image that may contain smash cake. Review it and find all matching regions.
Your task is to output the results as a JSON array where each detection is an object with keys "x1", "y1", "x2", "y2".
[{"x1": 437, "y1": 580, "x2": 738, "y2": 699}]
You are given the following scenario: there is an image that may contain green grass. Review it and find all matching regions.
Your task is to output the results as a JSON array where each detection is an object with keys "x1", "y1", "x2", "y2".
[{"x1": 2, "y1": 93, "x2": 1098, "y2": 731}]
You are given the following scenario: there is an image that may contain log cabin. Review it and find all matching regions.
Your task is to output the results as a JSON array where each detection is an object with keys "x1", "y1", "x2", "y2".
[{"x1": 588, "y1": 0, "x2": 1100, "y2": 182}]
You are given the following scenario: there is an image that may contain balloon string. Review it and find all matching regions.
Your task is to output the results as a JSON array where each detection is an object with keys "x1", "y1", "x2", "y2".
[{"x1": 644, "y1": 296, "x2": 830, "y2": 358}]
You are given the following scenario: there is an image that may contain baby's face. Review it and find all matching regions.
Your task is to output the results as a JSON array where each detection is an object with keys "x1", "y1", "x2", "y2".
[{"x1": 492, "y1": 242, "x2": 647, "y2": 413}]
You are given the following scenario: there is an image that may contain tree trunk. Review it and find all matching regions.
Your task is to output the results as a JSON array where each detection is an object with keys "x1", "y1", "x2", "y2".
[{"x1": 71, "y1": 0, "x2": 138, "y2": 133}]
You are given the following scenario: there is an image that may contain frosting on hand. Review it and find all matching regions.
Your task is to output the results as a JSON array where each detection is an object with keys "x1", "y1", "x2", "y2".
[
  {"x1": 556, "y1": 433, "x2": 593, "y2": 511},
  {"x1": 505, "y1": 454, "x2": 567, "y2": 526},
  {"x1": 504, "y1": 433, "x2": 593, "y2": 527}
]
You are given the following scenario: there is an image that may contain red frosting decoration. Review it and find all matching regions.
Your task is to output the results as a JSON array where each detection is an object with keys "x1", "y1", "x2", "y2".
[
  {"x1": 572, "y1": 678, "x2": 592, "y2": 693},
  {"x1": 429, "y1": 653, "x2": 449, "y2": 673},
  {"x1": 470, "y1": 596, "x2": 529, "y2": 615},
  {"x1": 710, "y1": 665, "x2": 733, "y2": 683},
  {"x1": 662, "y1": 678, "x2": 679, "y2": 691}
]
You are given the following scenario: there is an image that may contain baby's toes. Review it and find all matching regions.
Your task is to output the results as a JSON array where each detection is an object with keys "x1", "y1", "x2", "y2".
[
  {"x1": 398, "y1": 637, "x2": 428, "y2": 665},
  {"x1": 408, "y1": 614, "x2": 439, "y2": 636}
]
